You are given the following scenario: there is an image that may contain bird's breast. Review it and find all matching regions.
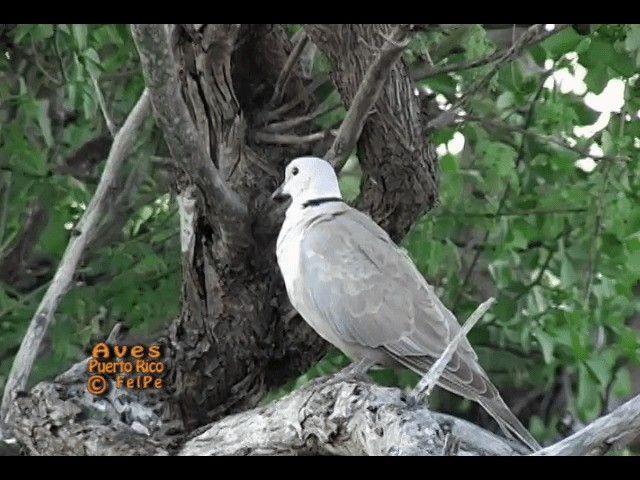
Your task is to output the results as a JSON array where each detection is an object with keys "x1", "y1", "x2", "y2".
[{"x1": 276, "y1": 219, "x2": 304, "y2": 303}]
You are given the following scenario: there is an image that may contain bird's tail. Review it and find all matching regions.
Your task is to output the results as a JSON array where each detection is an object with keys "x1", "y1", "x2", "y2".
[{"x1": 479, "y1": 395, "x2": 541, "y2": 452}]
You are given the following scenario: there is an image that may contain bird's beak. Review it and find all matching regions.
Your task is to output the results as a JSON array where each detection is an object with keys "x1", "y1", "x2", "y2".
[{"x1": 271, "y1": 182, "x2": 289, "y2": 202}]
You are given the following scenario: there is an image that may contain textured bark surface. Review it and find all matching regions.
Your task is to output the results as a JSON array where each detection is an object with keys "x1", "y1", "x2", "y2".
[{"x1": 180, "y1": 378, "x2": 526, "y2": 456}]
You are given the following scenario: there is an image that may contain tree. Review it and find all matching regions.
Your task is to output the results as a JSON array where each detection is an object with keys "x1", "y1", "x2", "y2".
[{"x1": 0, "y1": 23, "x2": 639, "y2": 455}]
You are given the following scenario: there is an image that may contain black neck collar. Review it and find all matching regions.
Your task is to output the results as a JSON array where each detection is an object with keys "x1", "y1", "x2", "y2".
[{"x1": 302, "y1": 197, "x2": 345, "y2": 208}]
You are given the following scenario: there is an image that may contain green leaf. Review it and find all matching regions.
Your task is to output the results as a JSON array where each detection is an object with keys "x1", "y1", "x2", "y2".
[
  {"x1": 612, "y1": 367, "x2": 632, "y2": 398},
  {"x1": 585, "y1": 353, "x2": 612, "y2": 386},
  {"x1": 37, "y1": 99, "x2": 54, "y2": 148},
  {"x1": 534, "y1": 330, "x2": 556, "y2": 364},
  {"x1": 439, "y1": 153, "x2": 459, "y2": 175},
  {"x1": 581, "y1": 38, "x2": 616, "y2": 69},
  {"x1": 577, "y1": 362, "x2": 601, "y2": 419},
  {"x1": 31, "y1": 24, "x2": 54, "y2": 41},
  {"x1": 543, "y1": 27, "x2": 583, "y2": 58},
  {"x1": 72, "y1": 24, "x2": 88, "y2": 50},
  {"x1": 624, "y1": 25, "x2": 640, "y2": 52},
  {"x1": 583, "y1": 65, "x2": 608, "y2": 94},
  {"x1": 13, "y1": 25, "x2": 34, "y2": 43}
]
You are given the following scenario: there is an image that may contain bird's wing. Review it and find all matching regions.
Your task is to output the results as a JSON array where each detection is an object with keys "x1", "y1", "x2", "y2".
[{"x1": 299, "y1": 207, "x2": 490, "y2": 395}]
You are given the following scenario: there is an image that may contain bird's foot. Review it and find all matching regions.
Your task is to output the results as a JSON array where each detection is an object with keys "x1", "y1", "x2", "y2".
[
  {"x1": 323, "y1": 358, "x2": 376, "y2": 386},
  {"x1": 403, "y1": 390, "x2": 429, "y2": 409}
]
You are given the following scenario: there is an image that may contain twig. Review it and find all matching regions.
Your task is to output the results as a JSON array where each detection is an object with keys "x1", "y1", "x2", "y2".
[
  {"x1": 91, "y1": 74, "x2": 117, "y2": 137},
  {"x1": 453, "y1": 72, "x2": 550, "y2": 308},
  {"x1": 269, "y1": 32, "x2": 310, "y2": 107},
  {"x1": 0, "y1": 280, "x2": 50, "y2": 321},
  {"x1": 411, "y1": 297, "x2": 496, "y2": 398},
  {"x1": 254, "y1": 130, "x2": 336, "y2": 145},
  {"x1": 0, "y1": 171, "x2": 11, "y2": 244},
  {"x1": 441, "y1": 432, "x2": 461, "y2": 456},
  {"x1": 452, "y1": 207, "x2": 587, "y2": 218},
  {"x1": 30, "y1": 38, "x2": 61, "y2": 86},
  {"x1": 585, "y1": 82, "x2": 626, "y2": 306},
  {"x1": 325, "y1": 24, "x2": 412, "y2": 169},
  {"x1": 263, "y1": 101, "x2": 340, "y2": 133},
  {"x1": 427, "y1": 25, "x2": 570, "y2": 130},
  {"x1": 262, "y1": 73, "x2": 331, "y2": 122},
  {"x1": 53, "y1": 25, "x2": 68, "y2": 83},
  {"x1": 467, "y1": 115, "x2": 627, "y2": 163},
  {"x1": 0, "y1": 89, "x2": 151, "y2": 432},
  {"x1": 412, "y1": 25, "x2": 566, "y2": 81}
]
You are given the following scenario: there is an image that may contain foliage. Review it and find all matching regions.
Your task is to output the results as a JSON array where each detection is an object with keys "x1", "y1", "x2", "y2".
[
  {"x1": 0, "y1": 24, "x2": 639, "y2": 448},
  {"x1": 0, "y1": 24, "x2": 179, "y2": 388}
]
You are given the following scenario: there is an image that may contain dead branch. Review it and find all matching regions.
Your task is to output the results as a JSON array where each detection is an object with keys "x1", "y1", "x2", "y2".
[
  {"x1": 0, "y1": 90, "x2": 151, "y2": 433},
  {"x1": 412, "y1": 297, "x2": 495, "y2": 398}
]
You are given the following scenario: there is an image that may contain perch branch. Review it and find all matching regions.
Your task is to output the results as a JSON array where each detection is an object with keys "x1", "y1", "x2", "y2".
[{"x1": 180, "y1": 378, "x2": 523, "y2": 456}]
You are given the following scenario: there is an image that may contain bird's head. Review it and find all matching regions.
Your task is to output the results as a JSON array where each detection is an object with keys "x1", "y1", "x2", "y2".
[{"x1": 271, "y1": 156, "x2": 342, "y2": 207}]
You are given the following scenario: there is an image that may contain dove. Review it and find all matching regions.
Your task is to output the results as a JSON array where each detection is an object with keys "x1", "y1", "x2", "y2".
[{"x1": 272, "y1": 156, "x2": 541, "y2": 452}]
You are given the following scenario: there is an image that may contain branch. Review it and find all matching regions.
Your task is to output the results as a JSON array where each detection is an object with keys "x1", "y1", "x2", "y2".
[
  {"x1": 91, "y1": 74, "x2": 117, "y2": 137},
  {"x1": 269, "y1": 32, "x2": 310, "y2": 107},
  {"x1": 467, "y1": 115, "x2": 627, "y2": 163},
  {"x1": 412, "y1": 25, "x2": 566, "y2": 81},
  {"x1": 253, "y1": 130, "x2": 336, "y2": 145},
  {"x1": 262, "y1": 73, "x2": 331, "y2": 122},
  {"x1": 0, "y1": 89, "x2": 151, "y2": 433},
  {"x1": 426, "y1": 24, "x2": 570, "y2": 130},
  {"x1": 533, "y1": 393, "x2": 640, "y2": 456},
  {"x1": 180, "y1": 378, "x2": 523, "y2": 456},
  {"x1": 323, "y1": 24, "x2": 411, "y2": 170},
  {"x1": 412, "y1": 297, "x2": 495, "y2": 398},
  {"x1": 263, "y1": 101, "x2": 340, "y2": 133},
  {"x1": 130, "y1": 24, "x2": 248, "y2": 232}
]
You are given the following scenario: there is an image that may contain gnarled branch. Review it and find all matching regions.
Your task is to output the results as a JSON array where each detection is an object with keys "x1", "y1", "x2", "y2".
[{"x1": 130, "y1": 24, "x2": 249, "y2": 242}]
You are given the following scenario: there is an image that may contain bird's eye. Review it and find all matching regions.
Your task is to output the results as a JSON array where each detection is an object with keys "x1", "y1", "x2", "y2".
[{"x1": 291, "y1": 167, "x2": 299, "y2": 176}]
